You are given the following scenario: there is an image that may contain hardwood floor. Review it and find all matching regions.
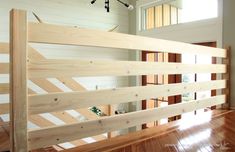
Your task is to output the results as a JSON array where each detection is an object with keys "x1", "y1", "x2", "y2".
[
  {"x1": 67, "y1": 110, "x2": 235, "y2": 152},
  {"x1": 1, "y1": 110, "x2": 235, "y2": 152},
  {"x1": 0, "y1": 119, "x2": 10, "y2": 152}
]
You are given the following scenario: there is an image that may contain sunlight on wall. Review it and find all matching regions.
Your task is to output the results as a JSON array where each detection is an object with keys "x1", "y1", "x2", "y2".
[{"x1": 181, "y1": 0, "x2": 218, "y2": 23}]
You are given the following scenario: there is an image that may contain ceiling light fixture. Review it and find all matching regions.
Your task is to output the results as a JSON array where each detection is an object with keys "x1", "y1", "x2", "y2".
[{"x1": 90, "y1": 0, "x2": 134, "y2": 12}]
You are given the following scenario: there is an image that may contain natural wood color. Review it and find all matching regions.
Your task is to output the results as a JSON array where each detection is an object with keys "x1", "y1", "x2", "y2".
[
  {"x1": 76, "y1": 108, "x2": 99, "y2": 120},
  {"x1": 28, "y1": 88, "x2": 36, "y2": 95},
  {"x1": 0, "y1": 103, "x2": 9, "y2": 115},
  {"x1": 155, "y1": 5, "x2": 163, "y2": 28},
  {"x1": 0, "y1": 88, "x2": 36, "y2": 115},
  {"x1": 0, "y1": 88, "x2": 36, "y2": 114},
  {"x1": 29, "y1": 115, "x2": 55, "y2": 128},
  {"x1": 0, "y1": 104, "x2": 57, "y2": 126},
  {"x1": 57, "y1": 78, "x2": 85, "y2": 91},
  {"x1": 222, "y1": 47, "x2": 231, "y2": 109},
  {"x1": 0, "y1": 63, "x2": 9, "y2": 74},
  {"x1": 31, "y1": 78, "x2": 61, "y2": 93},
  {"x1": 28, "y1": 59, "x2": 226, "y2": 78},
  {"x1": 170, "y1": 6, "x2": 177, "y2": 25},
  {"x1": 28, "y1": 23, "x2": 226, "y2": 58},
  {"x1": 28, "y1": 95, "x2": 226, "y2": 150},
  {"x1": 28, "y1": 46, "x2": 44, "y2": 59},
  {"x1": 28, "y1": 80, "x2": 226, "y2": 114},
  {"x1": 163, "y1": 4, "x2": 170, "y2": 26},
  {"x1": 146, "y1": 7, "x2": 155, "y2": 29},
  {"x1": 0, "y1": 87, "x2": 36, "y2": 96},
  {"x1": 65, "y1": 110, "x2": 234, "y2": 152},
  {"x1": 0, "y1": 83, "x2": 9, "y2": 94},
  {"x1": 28, "y1": 43, "x2": 107, "y2": 145},
  {"x1": 0, "y1": 120, "x2": 10, "y2": 152},
  {"x1": 10, "y1": 9, "x2": 28, "y2": 151},
  {"x1": 29, "y1": 78, "x2": 83, "y2": 125},
  {"x1": 28, "y1": 45, "x2": 101, "y2": 119},
  {"x1": 5, "y1": 11, "x2": 229, "y2": 150},
  {"x1": 0, "y1": 42, "x2": 9, "y2": 54}
]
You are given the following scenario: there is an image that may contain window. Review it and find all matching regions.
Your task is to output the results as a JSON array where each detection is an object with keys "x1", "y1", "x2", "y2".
[
  {"x1": 142, "y1": 0, "x2": 218, "y2": 31},
  {"x1": 181, "y1": 0, "x2": 218, "y2": 23},
  {"x1": 144, "y1": 3, "x2": 181, "y2": 30}
]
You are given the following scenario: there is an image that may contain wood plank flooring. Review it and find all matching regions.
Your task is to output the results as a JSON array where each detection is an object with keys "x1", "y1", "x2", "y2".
[
  {"x1": 67, "y1": 110, "x2": 235, "y2": 152},
  {"x1": 1, "y1": 110, "x2": 235, "y2": 152}
]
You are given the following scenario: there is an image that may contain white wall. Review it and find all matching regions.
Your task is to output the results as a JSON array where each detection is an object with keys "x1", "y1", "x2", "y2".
[
  {"x1": 0, "y1": 0, "x2": 130, "y2": 95},
  {"x1": 137, "y1": 18, "x2": 222, "y2": 46},
  {"x1": 0, "y1": 0, "x2": 131, "y2": 122}
]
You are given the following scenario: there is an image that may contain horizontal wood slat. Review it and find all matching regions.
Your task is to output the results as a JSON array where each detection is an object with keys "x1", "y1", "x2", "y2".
[
  {"x1": 28, "y1": 95, "x2": 226, "y2": 150},
  {"x1": 28, "y1": 23, "x2": 226, "y2": 58},
  {"x1": 0, "y1": 43, "x2": 102, "y2": 119},
  {"x1": 28, "y1": 44, "x2": 102, "y2": 120},
  {"x1": 28, "y1": 59, "x2": 226, "y2": 78},
  {"x1": 28, "y1": 80, "x2": 226, "y2": 114},
  {"x1": 0, "y1": 42, "x2": 44, "y2": 55},
  {"x1": 0, "y1": 42, "x2": 9, "y2": 54},
  {"x1": 0, "y1": 103, "x2": 9, "y2": 115},
  {"x1": 0, "y1": 83, "x2": 9, "y2": 94},
  {"x1": 0, "y1": 63, "x2": 9, "y2": 74}
]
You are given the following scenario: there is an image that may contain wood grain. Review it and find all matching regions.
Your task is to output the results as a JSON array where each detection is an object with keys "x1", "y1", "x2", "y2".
[
  {"x1": 28, "y1": 80, "x2": 226, "y2": 114},
  {"x1": 28, "y1": 59, "x2": 226, "y2": 78},
  {"x1": 10, "y1": 9, "x2": 28, "y2": 151},
  {"x1": 0, "y1": 42, "x2": 9, "y2": 54},
  {"x1": 0, "y1": 63, "x2": 9, "y2": 74},
  {"x1": 28, "y1": 95, "x2": 226, "y2": 150},
  {"x1": 28, "y1": 23, "x2": 226, "y2": 58},
  {"x1": 0, "y1": 103, "x2": 9, "y2": 115},
  {"x1": 0, "y1": 83, "x2": 9, "y2": 94}
]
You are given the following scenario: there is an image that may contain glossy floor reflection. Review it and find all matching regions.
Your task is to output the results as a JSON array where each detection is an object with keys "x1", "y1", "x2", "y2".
[
  {"x1": 70, "y1": 110, "x2": 235, "y2": 152},
  {"x1": 1, "y1": 110, "x2": 235, "y2": 152},
  {"x1": 125, "y1": 110, "x2": 235, "y2": 152}
]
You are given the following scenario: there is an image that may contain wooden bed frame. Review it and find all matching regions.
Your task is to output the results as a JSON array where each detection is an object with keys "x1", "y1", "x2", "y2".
[{"x1": 6, "y1": 9, "x2": 230, "y2": 151}]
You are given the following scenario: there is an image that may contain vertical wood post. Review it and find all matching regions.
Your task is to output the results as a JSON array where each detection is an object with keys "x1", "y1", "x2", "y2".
[
  {"x1": 107, "y1": 104, "x2": 112, "y2": 138},
  {"x1": 222, "y1": 46, "x2": 231, "y2": 109},
  {"x1": 10, "y1": 9, "x2": 28, "y2": 152}
]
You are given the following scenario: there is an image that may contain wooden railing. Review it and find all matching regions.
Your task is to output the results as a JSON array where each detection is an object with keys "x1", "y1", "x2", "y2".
[
  {"x1": 9, "y1": 9, "x2": 229, "y2": 151},
  {"x1": 0, "y1": 43, "x2": 109, "y2": 150}
]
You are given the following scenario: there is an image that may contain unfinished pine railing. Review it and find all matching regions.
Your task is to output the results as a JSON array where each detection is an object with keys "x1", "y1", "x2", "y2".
[
  {"x1": 0, "y1": 26, "x2": 109, "y2": 152},
  {"x1": 0, "y1": 42, "x2": 109, "y2": 150},
  {"x1": 9, "y1": 9, "x2": 230, "y2": 151}
]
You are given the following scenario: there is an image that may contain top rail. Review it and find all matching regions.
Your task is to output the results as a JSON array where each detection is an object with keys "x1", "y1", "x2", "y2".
[{"x1": 28, "y1": 23, "x2": 227, "y2": 58}]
